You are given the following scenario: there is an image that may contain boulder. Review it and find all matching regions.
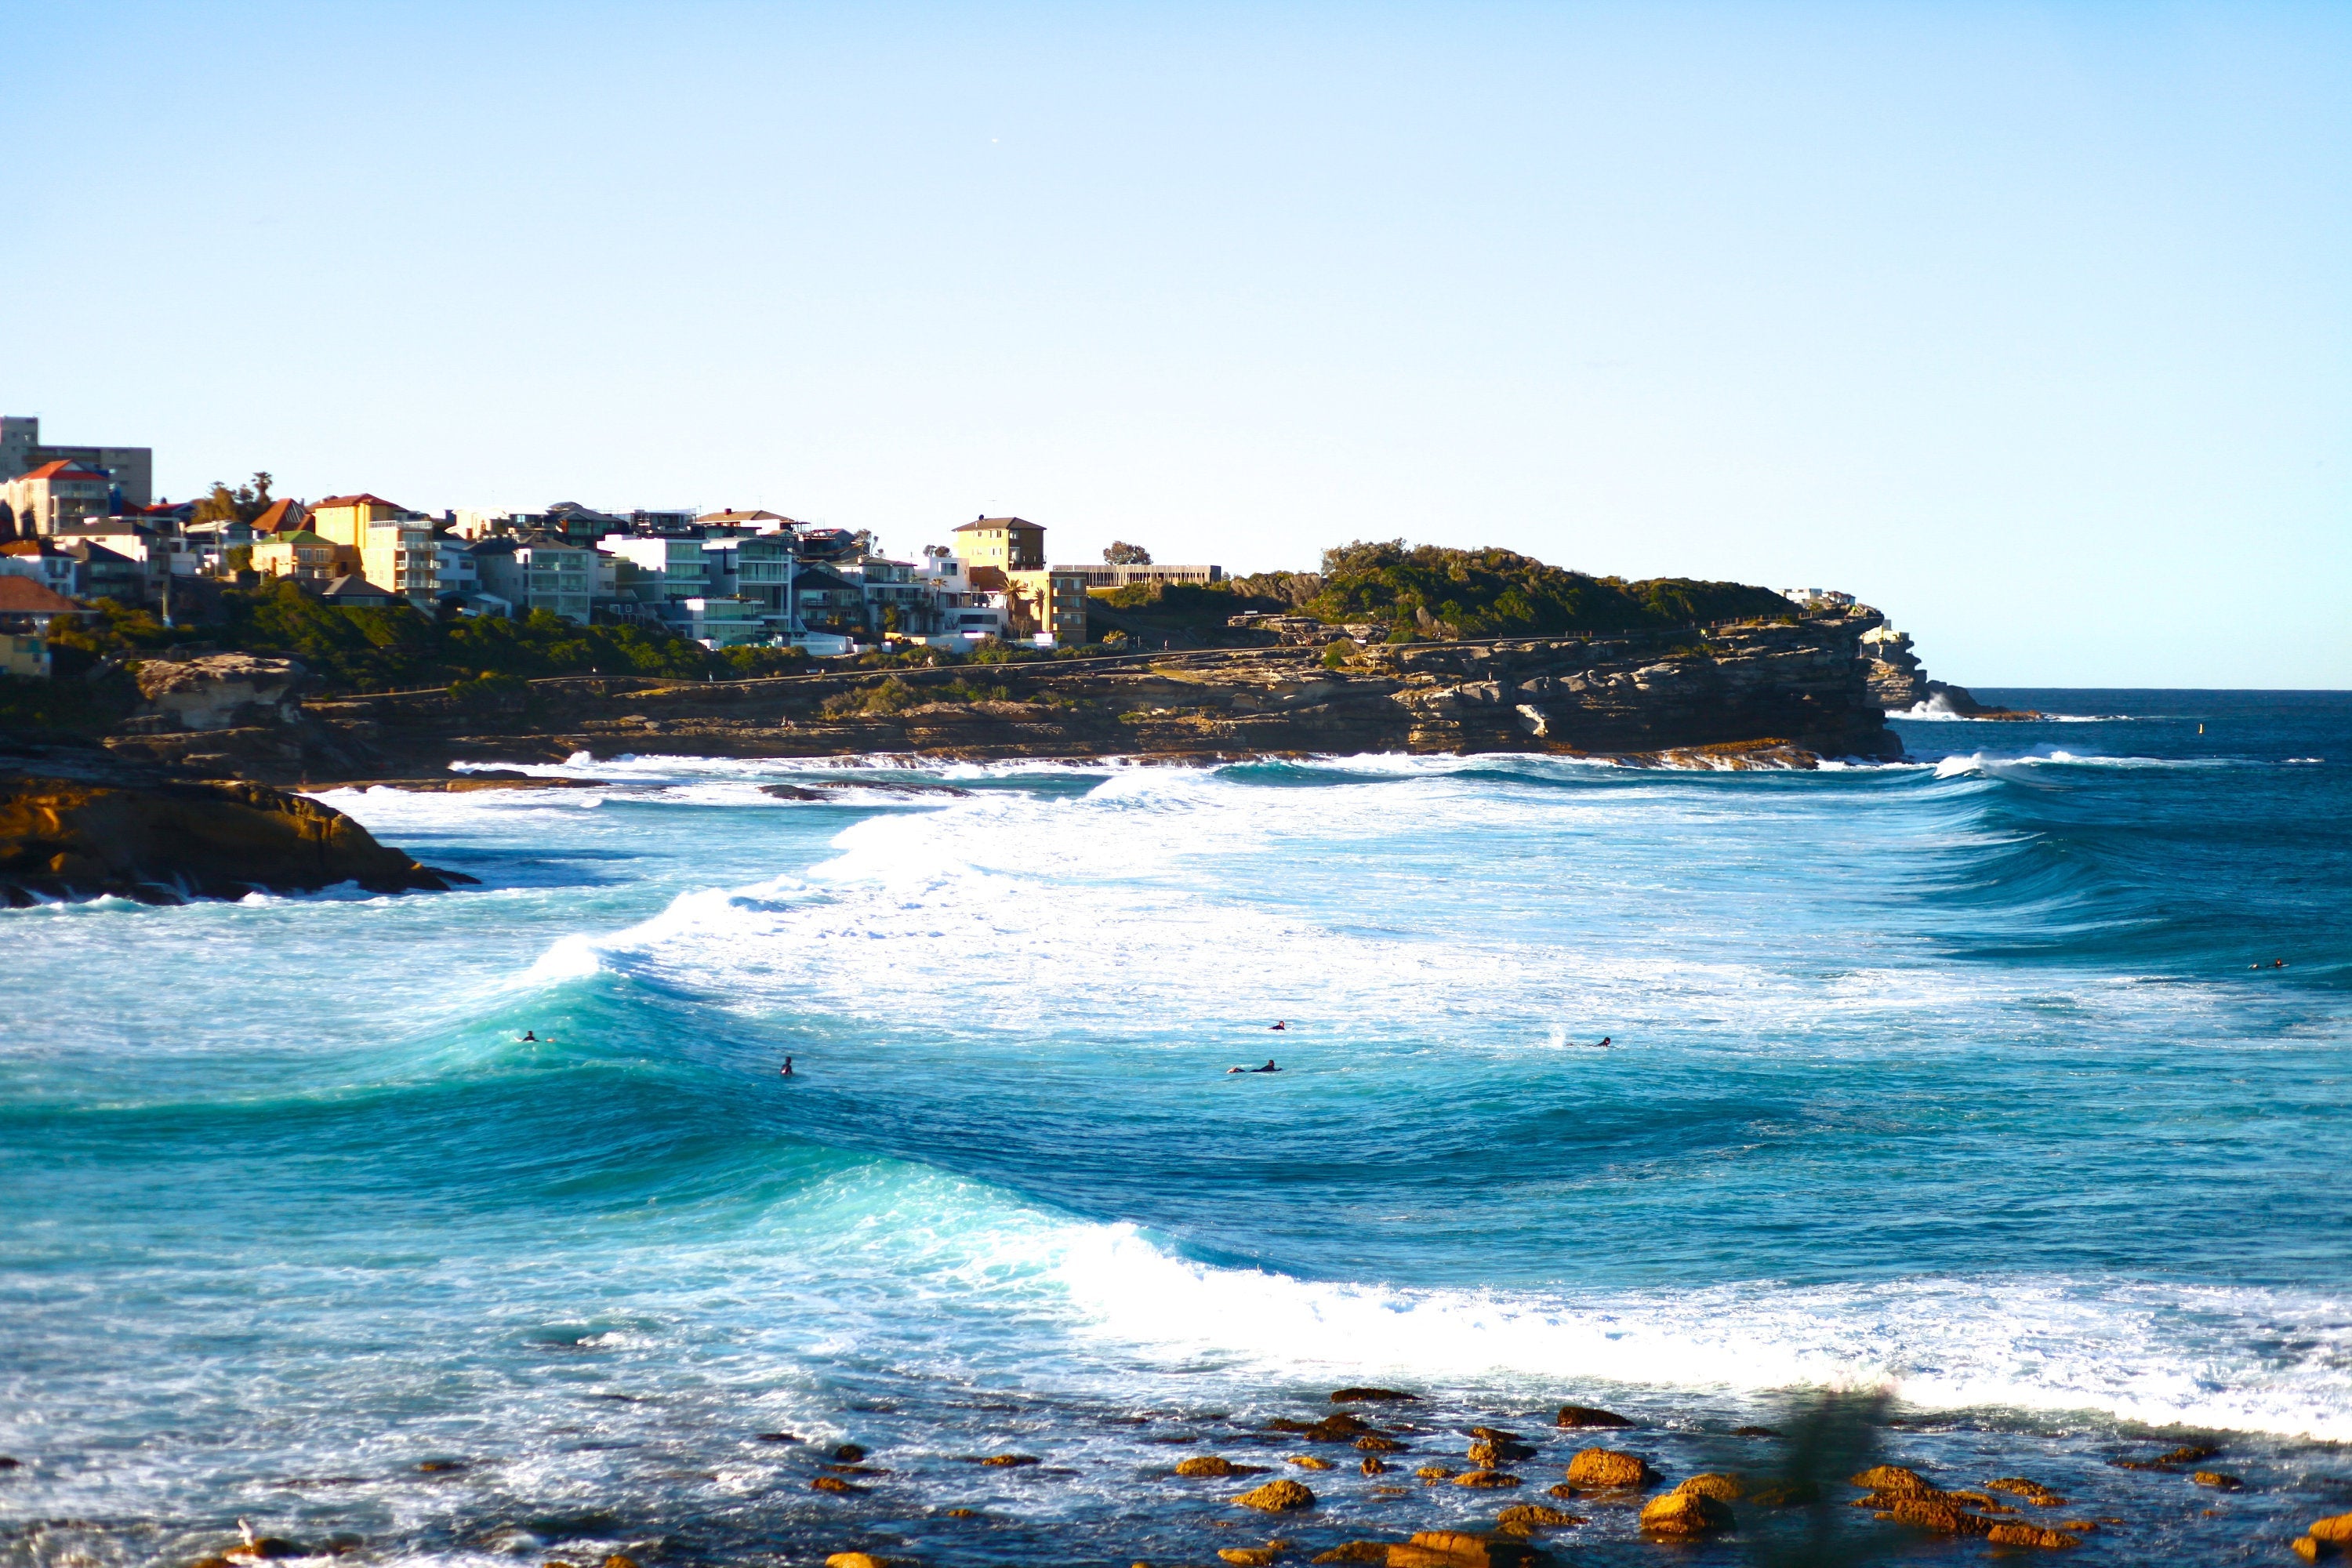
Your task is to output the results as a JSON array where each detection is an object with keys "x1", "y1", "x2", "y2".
[
  {"x1": 1385, "y1": 1530, "x2": 1540, "y2": 1566},
  {"x1": 1359, "y1": 1457, "x2": 1387, "y2": 1475},
  {"x1": 1675, "y1": 1472, "x2": 1744, "y2": 1501},
  {"x1": 1494, "y1": 1503, "x2": 1582, "y2": 1529},
  {"x1": 1467, "y1": 1437, "x2": 1534, "y2": 1467},
  {"x1": 824, "y1": 1555, "x2": 887, "y2": 1568},
  {"x1": 1179, "y1": 1455, "x2": 1265, "y2": 1478},
  {"x1": 2292, "y1": 1538, "x2": 2322, "y2": 1563},
  {"x1": 0, "y1": 775, "x2": 459, "y2": 903},
  {"x1": 2190, "y1": 1471, "x2": 2243, "y2": 1490},
  {"x1": 810, "y1": 1475, "x2": 862, "y2": 1494},
  {"x1": 1289, "y1": 1455, "x2": 1334, "y2": 1470},
  {"x1": 1563, "y1": 1448, "x2": 1654, "y2": 1490},
  {"x1": 1415, "y1": 1465, "x2": 1457, "y2": 1482},
  {"x1": 603, "y1": 1557, "x2": 640, "y2": 1568},
  {"x1": 1555, "y1": 1406, "x2": 1632, "y2": 1429},
  {"x1": 1639, "y1": 1490, "x2": 1733, "y2": 1537},
  {"x1": 1218, "y1": 1551, "x2": 1277, "y2": 1566},
  {"x1": 1450, "y1": 1470, "x2": 1522, "y2": 1489},
  {"x1": 1308, "y1": 1544, "x2": 1388, "y2": 1564},
  {"x1": 1730, "y1": 1425, "x2": 1781, "y2": 1438},
  {"x1": 1849, "y1": 1465, "x2": 1930, "y2": 1493},
  {"x1": 1982, "y1": 1523, "x2": 2080, "y2": 1549},
  {"x1": 1232, "y1": 1479, "x2": 1316, "y2": 1512},
  {"x1": 1356, "y1": 1436, "x2": 1407, "y2": 1453},
  {"x1": 976, "y1": 1454, "x2": 1040, "y2": 1467},
  {"x1": 2311, "y1": 1514, "x2": 2352, "y2": 1544},
  {"x1": 1331, "y1": 1388, "x2": 1419, "y2": 1403},
  {"x1": 1887, "y1": 1498, "x2": 1991, "y2": 1536},
  {"x1": 833, "y1": 1443, "x2": 867, "y2": 1461}
]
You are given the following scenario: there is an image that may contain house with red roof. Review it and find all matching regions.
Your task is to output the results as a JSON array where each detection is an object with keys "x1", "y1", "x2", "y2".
[{"x1": 2, "y1": 459, "x2": 114, "y2": 538}]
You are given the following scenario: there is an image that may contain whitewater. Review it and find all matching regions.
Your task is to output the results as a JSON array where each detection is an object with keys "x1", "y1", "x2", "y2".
[{"x1": 4, "y1": 688, "x2": 2347, "y2": 1566}]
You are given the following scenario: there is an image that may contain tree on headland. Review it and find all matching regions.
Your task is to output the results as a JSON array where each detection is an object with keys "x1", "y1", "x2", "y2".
[
  {"x1": 192, "y1": 472, "x2": 275, "y2": 525},
  {"x1": 1103, "y1": 541, "x2": 1152, "y2": 565}
]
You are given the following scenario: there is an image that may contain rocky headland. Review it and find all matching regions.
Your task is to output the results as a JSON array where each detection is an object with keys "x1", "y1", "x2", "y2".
[
  {"x1": 96, "y1": 612, "x2": 1904, "y2": 787},
  {"x1": 0, "y1": 739, "x2": 469, "y2": 906},
  {"x1": 1861, "y1": 624, "x2": 2040, "y2": 720}
]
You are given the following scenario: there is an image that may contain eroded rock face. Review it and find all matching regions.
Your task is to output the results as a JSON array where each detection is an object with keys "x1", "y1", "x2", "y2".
[
  {"x1": 133, "y1": 655, "x2": 312, "y2": 731},
  {"x1": 0, "y1": 776, "x2": 458, "y2": 904},
  {"x1": 1861, "y1": 626, "x2": 1927, "y2": 710}
]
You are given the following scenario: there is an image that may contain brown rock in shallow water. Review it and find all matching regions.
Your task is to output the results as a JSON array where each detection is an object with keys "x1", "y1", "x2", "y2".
[
  {"x1": 1308, "y1": 1544, "x2": 1387, "y2": 1564},
  {"x1": 1675, "y1": 1472, "x2": 1744, "y2": 1501},
  {"x1": 226, "y1": 1542, "x2": 298, "y2": 1562},
  {"x1": 1232, "y1": 1479, "x2": 1316, "y2": 1512},
  {"x1": 1850, "y1": 1465, "x2": 1931, "y2": 1493},
  {"x1": 1290, "y1": 1454, "x2": 1334, "y2": 1470},
  {"x1": 602, "y1": 1557, "x2": 641, "y2": 1568},
  {"x1": 1984, "y1": 1477, "x2": 2066, "y2": 1506},
  {"x1": 1888, "y1": 1498, "x2": 1991, "y2": 1537},
  {"x1": 824, "y1": 1555, "x2": 887, "y2": 1568},
  {"x1": 1218, "y1": 1550, "x2": 1278, "y2": 1566},
  {"x1": 1496, "y1": 1503, "x2": 1583, "y2": 1529},
  {"x1": 1360, "y1": 1457, "x2": 1387, "y2": 1475},
  {"x1": 1467, "y1": 1439, "x2": 1534, "y2": 1467},
  {"x1": 2292, "y1": 1538, "x2": 2323, "y2": 1563},
  {"x1": 1983, "y1": 1523, "x2": 2079, "y2": 1548},
  {"x1": 1563, "y1": 1448, "x2": 1654, "y2": 1490},
  {"x1": 1746, "y1": 1481, "x2": 1820, "y2": 1507},
  {"x1": 976, "y1": 1453, "x2": 1040, "y2": 1467},
  {"x1": 1452, "y1": 1470, "x2": 1522, "y2": 1489},
  {"x1": 810, "y1": 1475, "x2": 862, "y2": 1494},
  {"x1": 833, "y1": 1443, "x2": 867, "y2": 1461},
  {"x1": 1641, "y1": 1490, "x2": 1734, "y2": 1537},
  {"x1": 2190, "y1": 1470, "x2": 2243, "y2": 1490},
  {"x1": 1555, "y1": 1405, "x2": 1632, "y2": 1429},
  {"x1": 2310, "y1": 1513, "x2": 2352, "y2": 1543},
  {"x1": 1331, "y1": 1388, "x2": 1419, "y2": 1403},
  {"x1": 1730, "y1": 1425, "x2": 1780, "y2": 1438},
  {"x1": 1356, "y1": 1435, "x2": 1407, "y2": 1453},
  {"x1": 1415, "y1": 1465, "x2": 1457, "y2": 1482},
  {"x1": 1179, "y1": 1455, "x2": 1264, "y2": 1478},
  {"x1": 1390, "y1": 1530, "x2": 1539, "y2": 1567}
]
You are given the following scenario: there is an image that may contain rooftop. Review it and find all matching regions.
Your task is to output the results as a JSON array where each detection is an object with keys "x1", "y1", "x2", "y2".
[
  {"x1": 0, "y1": 576, "x2": 82, "y2": 615},
  {"x1": 953, "y1": 516, "x2": 1041, "y2": 532},
  {"x1": 15, "y1": 459, "x2": 109, "y2": 484}
]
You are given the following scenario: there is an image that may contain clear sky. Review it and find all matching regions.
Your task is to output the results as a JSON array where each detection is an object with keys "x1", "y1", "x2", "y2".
[{"x1": 5, "y1": 2, "x2": 2346, "y2": 686}]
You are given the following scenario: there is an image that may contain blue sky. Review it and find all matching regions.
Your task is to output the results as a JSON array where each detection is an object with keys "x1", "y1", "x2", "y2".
[{"x1": 5, "y1": 2, "x2": 2346, "y2": 685}]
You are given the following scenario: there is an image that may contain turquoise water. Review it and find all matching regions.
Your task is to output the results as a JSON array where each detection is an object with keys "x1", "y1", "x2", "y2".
[{"x1": 5, "y1": 691, "x2": 2349, "y2": 1565}]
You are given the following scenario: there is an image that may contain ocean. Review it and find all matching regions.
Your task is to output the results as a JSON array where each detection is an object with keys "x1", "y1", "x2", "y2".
[{"x1": 5, "y1": 689, "x2": 2348, "y2": 1566}]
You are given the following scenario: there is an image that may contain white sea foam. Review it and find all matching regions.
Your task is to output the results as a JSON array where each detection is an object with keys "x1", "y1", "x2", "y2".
[{"x1": 1029, "y1": 1222, "x2": 2352, "y2": 1440}]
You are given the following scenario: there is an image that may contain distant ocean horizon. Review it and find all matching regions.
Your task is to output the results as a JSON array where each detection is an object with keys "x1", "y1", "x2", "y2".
[{"x1": 5, "y1": 688, "x2": 2347, "y2": 1565}]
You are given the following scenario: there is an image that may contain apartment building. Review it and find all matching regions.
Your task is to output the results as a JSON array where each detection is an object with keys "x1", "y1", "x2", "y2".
[
  {"x1": 0, "y1": 416, "x2": 153, "y2": 509},
  {"x1": 950, "y1": 516, "x2": 1045, "y2": 572},
  {"x1": 2, "y1": 460, "x2": 115, "y2": 536}
]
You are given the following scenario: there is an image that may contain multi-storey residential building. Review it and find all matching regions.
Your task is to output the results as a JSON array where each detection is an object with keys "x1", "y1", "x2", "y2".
[
  {"x1": 310, "y1": 494, "x2": 412, "y2": 550},
  {"x1": 361, "y1": 517, "x2": 442, "y2": 608},
  {"x1": 0, "y1": 416, "x2": 153, "y2": 509},
  {"x1": 951, "y1": 516, "x2": 1045, "y2": 572},
  {"x1": 601, "y1": 535, "x2": 710, "y2": 604},
  {"x1": 1058, "y1": 562, "x2": 1223, "y2": 588},
  {"x1": 1004, "y1": 568, "x2": 1091, "y2": 646},
  {"x1": 2, "y1": 460, "x2": 115, "y2": 536},
  {"x1": 681, "y1": 597, "x2": 763, "y2": 647},
  {"x1": 513, "y1": 535, "x2": 593, "y2": 624}
]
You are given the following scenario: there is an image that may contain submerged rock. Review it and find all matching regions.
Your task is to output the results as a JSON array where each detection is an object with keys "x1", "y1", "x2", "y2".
[
  {"x1": 1452, "y1": 1470, "x2": 1522, "y2": 1489},
  {"x1": 975, "y1": 1453, "x2": 1040, "y2": 1467},
  {"x1": 810, "y1": 1475, "x2": 862, "y2": 1494},
  {"x1": 1356, "y1": 1435, "x2": 1408, "y2": 1453},
  {"x1": 2190, "y1": 1471, "x2": 2243, "y2": 1490},
  {"x1": 1984, "y1": 1477, "x2": 2067, "y2": 1506},
  {"x1": 1289, "y1": 1454, "x2": 1334, "y2": 1470},
  {"x1": 1330, "y1": 1388, "x2": 1419, "y2": 1403},
  {"x1": 1554, "y1": 1406, "x2": 1632, "y2": 1429},
  {"x1": 1850, "y1": 1465, "x2": 1931, "y2": 1493},
  {"x1": 1983, "y1": 1523, "x2": 2081, "y2": 1549}
]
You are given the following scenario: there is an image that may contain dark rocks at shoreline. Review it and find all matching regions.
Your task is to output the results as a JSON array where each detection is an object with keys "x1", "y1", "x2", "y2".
[
  {"x1": 0, "y1": 772, "x2": 469, "y2": 905},
  {"x1": 1330, "y1": 1387, "x2": 1420, "y2": 1403}
]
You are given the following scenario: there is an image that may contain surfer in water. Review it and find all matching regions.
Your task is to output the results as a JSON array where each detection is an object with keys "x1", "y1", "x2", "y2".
[
  {"x1": 1595, "y1": 1036, "x2": 1612, "y2": 1048},
  {"x1": 1228, "y1": 1060, "x2": 1281, "y2": 1073},
  {"x1": 521, "y1": 1031, "x2": 536, "y2": 1042},
  {"x1": 779, "y1": 1056, "x2": 794, "y2": 1076},
  {"x1": 1270, "y1": 1020, "x2": 1288, "y2": 1031}
]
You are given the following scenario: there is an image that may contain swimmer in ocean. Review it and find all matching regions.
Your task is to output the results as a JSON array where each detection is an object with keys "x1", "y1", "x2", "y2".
[{"x1": 780, "y1": 1056, "x2": 793, "y2": 1076}]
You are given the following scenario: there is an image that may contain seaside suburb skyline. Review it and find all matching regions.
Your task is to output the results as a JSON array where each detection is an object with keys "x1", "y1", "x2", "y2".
[{"x1": 5, "y1": 1, "x2": 2347, "y2": 688}]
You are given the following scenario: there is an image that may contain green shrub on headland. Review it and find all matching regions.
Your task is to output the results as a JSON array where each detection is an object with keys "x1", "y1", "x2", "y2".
[
  {"x1": 45, "y1": 581, "x2": 810, "y2": 695},
  {"x1": 1303, "y1": 540, "x2": 1796, "y2": 640}
]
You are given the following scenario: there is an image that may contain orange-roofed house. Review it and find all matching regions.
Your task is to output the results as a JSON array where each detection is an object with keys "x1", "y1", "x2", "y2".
[
  {"x1": 0, "y1": 574, "x2": 83, "y2": 678},
  {"x1": 2, "y1": 460, "x2": 114, "y2": 538},
  {"x1": 251, "y1": 498, "x2": 309, "y2": 535}
]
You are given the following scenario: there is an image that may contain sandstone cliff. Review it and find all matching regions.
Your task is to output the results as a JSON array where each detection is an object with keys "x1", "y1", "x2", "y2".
[{"x1": 101, "y1": 612, "x2": 1900, "y2": 782}]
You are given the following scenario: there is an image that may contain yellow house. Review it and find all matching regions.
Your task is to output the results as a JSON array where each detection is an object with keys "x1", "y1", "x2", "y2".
[
  {"x1": 309, "y1": 493, "x2": 410, "y2": 550},
  {"x1": 250, "y1": 529, "x2": 358, "y2": 584},
  {"x1": 951, "y1": 515, "x2": 1045, "y2": 572}
]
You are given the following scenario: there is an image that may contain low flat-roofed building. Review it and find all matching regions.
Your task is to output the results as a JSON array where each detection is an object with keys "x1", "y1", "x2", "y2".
[{"x1": 1058, "y1": 562, "x2": 1222, "y2": 588}]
